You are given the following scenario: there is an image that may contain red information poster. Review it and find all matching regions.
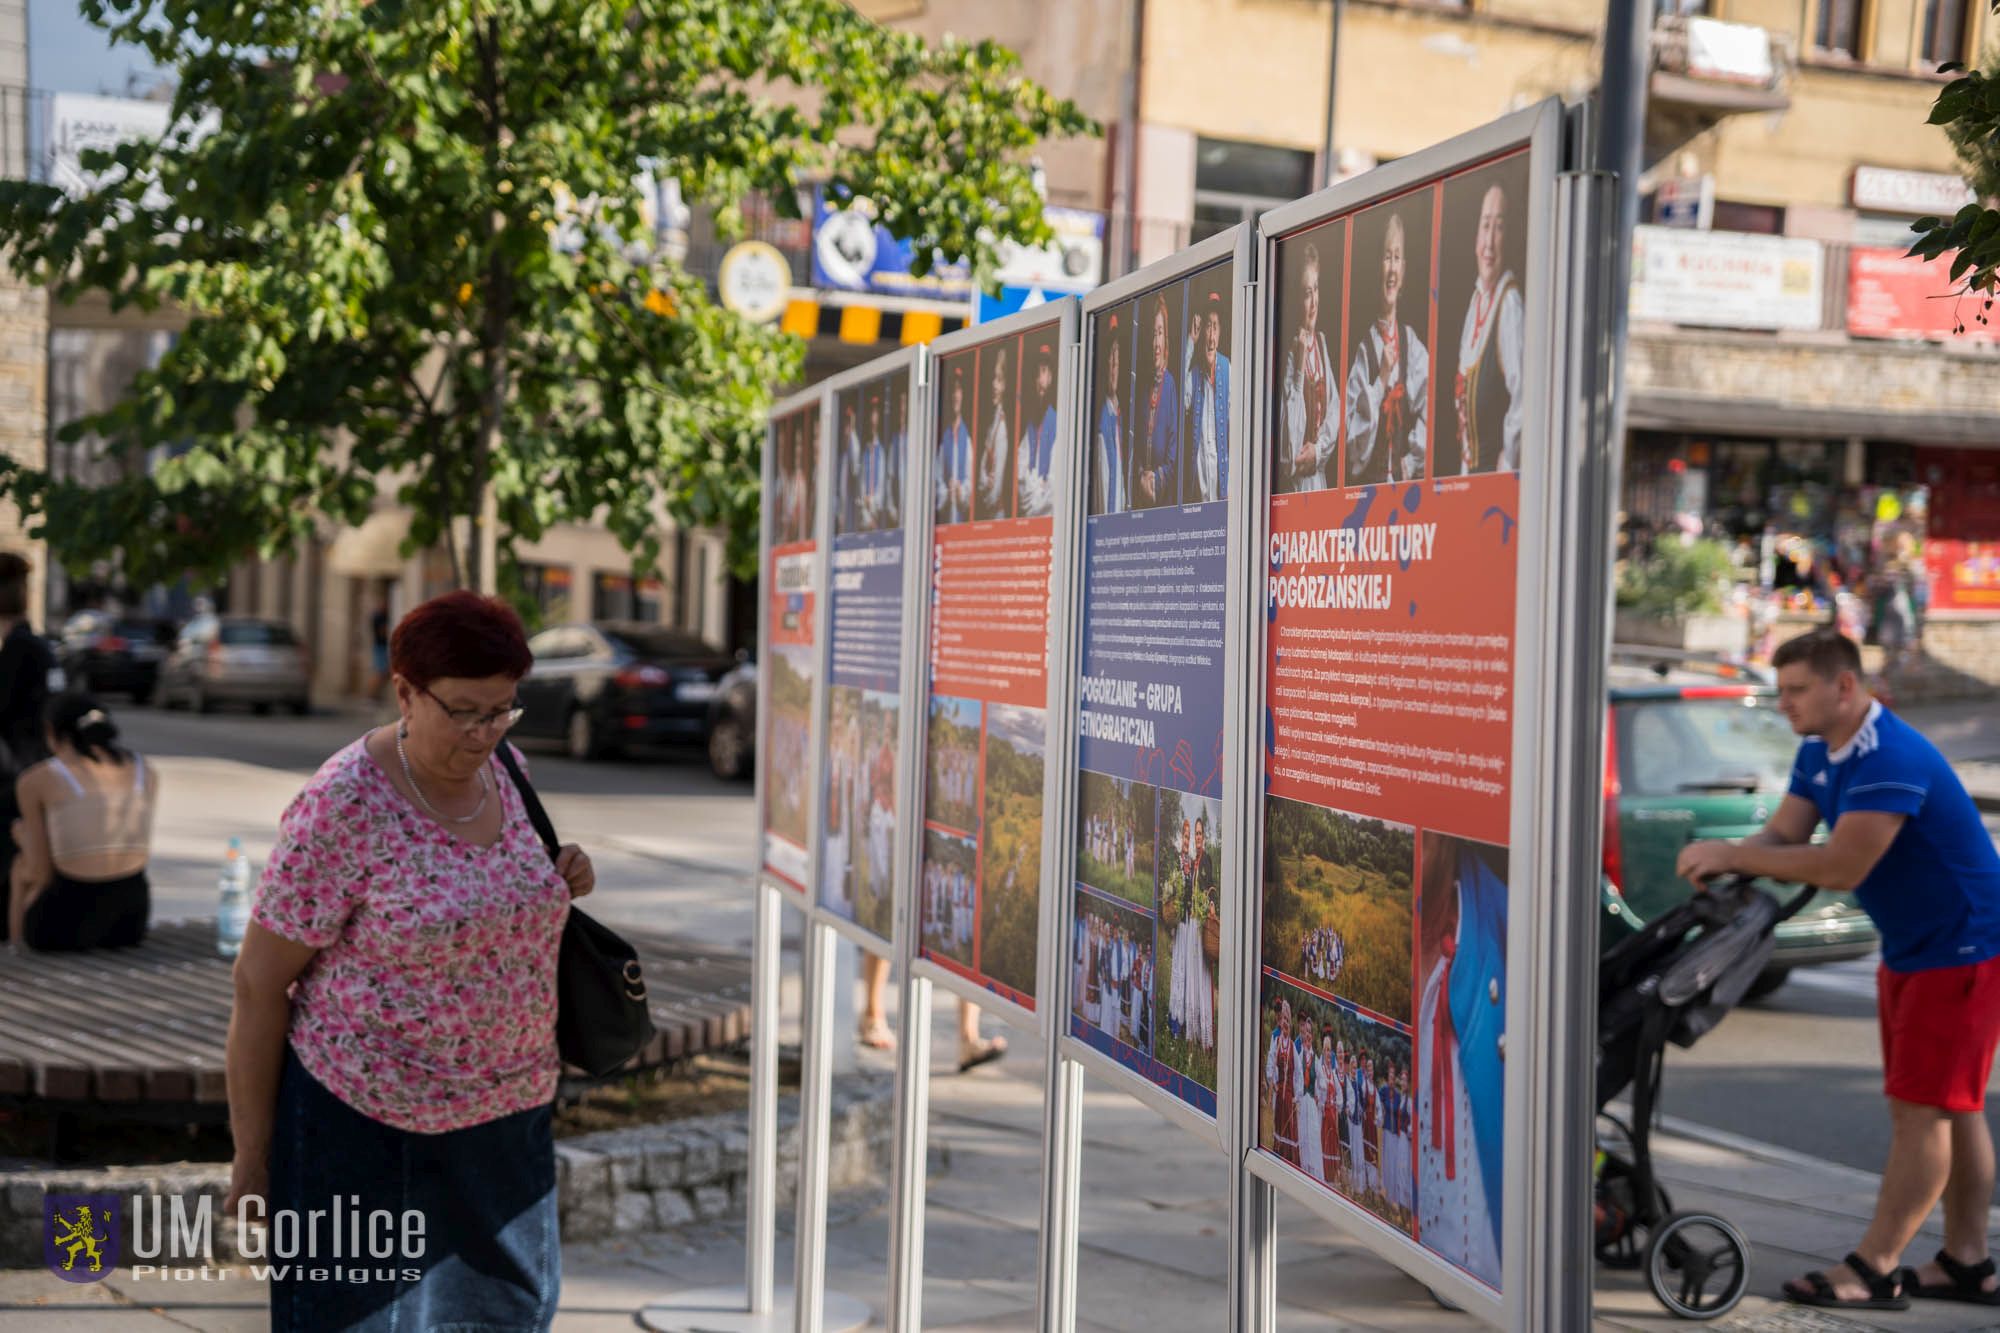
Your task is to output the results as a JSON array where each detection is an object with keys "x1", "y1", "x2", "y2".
[
  {"x1": 1847, "y1": 248, "x2": 2000, "y2": 344},
  {"x1": 762, "y1": 399, "x2": 821, "y2": 892},
  {"x1": 918, "y1": 319, "x2": 1062, "y2": 1011},
  {"x1": 1255, "y1": 149, "x2": 1530, "y2": 1293}
]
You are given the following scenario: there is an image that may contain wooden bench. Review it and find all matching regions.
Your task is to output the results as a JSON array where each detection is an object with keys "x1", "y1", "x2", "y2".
[{"x1": 0, "y1": 917, "x2": 753, "y2": 1125}]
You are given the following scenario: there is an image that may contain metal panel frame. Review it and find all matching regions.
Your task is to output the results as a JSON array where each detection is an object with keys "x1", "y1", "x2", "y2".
[
  {"x1": 903, "y1": 295, "x2": 1083, "y2": 1037},
  {"x1": 1240, "y1": 97, "x2": 1568, "y2": 1328},
  {"x1": 1047, "y1": 223, "x2": 1253, "y2": 1153},
  {"x1": 758, "y1": 383, "x2": 833, "y2": 906},
  {"x1": 809, "y1": 343, "x2": 927, "y2": 963}
]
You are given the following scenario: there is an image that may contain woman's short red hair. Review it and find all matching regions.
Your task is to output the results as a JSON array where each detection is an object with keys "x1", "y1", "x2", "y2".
[{"x1": 390, "y1": 591, "x2": 534, "y2": 689}]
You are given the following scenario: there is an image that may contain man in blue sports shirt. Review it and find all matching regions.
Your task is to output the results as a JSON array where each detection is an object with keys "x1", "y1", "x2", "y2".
[{"x1": 1680, "y1": 629, "x2": 2000, "y2": 1312}]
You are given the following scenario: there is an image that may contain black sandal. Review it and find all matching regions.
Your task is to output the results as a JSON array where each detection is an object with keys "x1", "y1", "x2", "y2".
[
  {"x1": 1905, "y1": 1249, "x2": 2000, "y2": 1306},
  {"x1": 1783, "y1": 1251, "x2": 1909, "y2": 1310}
]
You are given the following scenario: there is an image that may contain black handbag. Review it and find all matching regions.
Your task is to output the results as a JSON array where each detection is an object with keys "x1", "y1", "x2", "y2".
[{"x1": 496, "y1": 745, "x2": 657, "y2": 1077}]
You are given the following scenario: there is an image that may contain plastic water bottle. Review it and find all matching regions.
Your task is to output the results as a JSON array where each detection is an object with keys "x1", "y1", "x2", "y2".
[{"x1": 217, "y1": 838, "x2": 252, "y2": 959}]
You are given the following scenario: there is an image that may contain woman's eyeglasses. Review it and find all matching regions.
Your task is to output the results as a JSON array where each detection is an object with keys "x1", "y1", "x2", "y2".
[{"x1": 421, "y1": 686, "x2": 525, "y2": 735}]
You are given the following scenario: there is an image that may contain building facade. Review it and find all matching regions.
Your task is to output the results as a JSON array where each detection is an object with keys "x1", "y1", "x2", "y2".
[
  {"x1": 848, "y1": 0, "x2": 2000, "y2": 691},
  {"x1": 0, "y1": 0, "x2": 48, "y2": 629}
]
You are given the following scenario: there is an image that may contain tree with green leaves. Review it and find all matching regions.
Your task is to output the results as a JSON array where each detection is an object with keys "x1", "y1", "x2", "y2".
[
  {"x1": 0, "y1": 0, "x2": 1090, "y2": 594},
  {"x1": 1913, "y1": 8, "x2": 2000, "y2": 330}
]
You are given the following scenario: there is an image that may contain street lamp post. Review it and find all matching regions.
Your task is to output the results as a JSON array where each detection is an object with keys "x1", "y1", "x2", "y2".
[{"x1": 1321, "y1": 0, "x2": 1346, "y2": 187}]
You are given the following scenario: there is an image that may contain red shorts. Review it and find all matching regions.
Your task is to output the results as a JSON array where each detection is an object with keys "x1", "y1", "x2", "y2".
[{"x1": 1878, "y1": 955, "x2": 2000, "y2": 1113}]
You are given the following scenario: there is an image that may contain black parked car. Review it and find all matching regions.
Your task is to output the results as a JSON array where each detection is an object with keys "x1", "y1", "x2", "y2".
[
  {"x1": 57, "y1": 611, "x2": 179, "y2": 702},
  {"x1": 705, "y1": 657, "x2": 757, "y2": 781},
  {"x1": 516, "y1": 623, "x2": 737, "y2": 761}
]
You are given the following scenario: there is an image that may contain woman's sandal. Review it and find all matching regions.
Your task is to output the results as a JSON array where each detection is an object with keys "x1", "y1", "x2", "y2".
[
  {"x1": 1902, "y1": 1250, "x2": 2000, "y2": 1306},
  {"x1": 957, "y1": 1034, "x2": 1007, "y2": 1073},
  {"x1": 1783, "y1": 1251, "x2": 1909, "y2": 1310},
  {"x1": 857, "y1": 1020, "x2": 896, "y2": 1052}
]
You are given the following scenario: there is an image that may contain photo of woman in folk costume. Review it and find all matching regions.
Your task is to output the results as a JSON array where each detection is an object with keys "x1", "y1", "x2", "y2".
[
  {"x1": 1166, "y1": 815, "x2": 1216, "y2": 1051},
  {"x1": 1297, "y1": 1013, "x2": 1324, "y2": 1183},
  {"x1": 1439, "y1": 159, "x2": 1529, "y2": 478},
  {"x1": 975, "y1": 343, "x2": 1015, "y2": 521},
  {"x1": 1265, "y1": 998, "x2": 1300, "y2": 1166},
  {"x1": 1319, "y1": 1034, "x2": 1342, "y2": 1190},
  {"x1": 1135, "y1": 292, "x2": 1181, "y2": 510},
  {"x1": 1277, "y1": 233, "x2": 1340, "y2": 494},
  {"x1": 1417, "y1": 832, "x2": 1509, "y2": 1287},
  {"x1": 1344, "y1": 206, "x2": 1431, "y2": 487}
]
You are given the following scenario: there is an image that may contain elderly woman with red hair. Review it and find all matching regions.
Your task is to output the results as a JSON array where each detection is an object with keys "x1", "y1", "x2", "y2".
[{"x1": 224, "y1": 591, "x2": 595, "y2": 1331}]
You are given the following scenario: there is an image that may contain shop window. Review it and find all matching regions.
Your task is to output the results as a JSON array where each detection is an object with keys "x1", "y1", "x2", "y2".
[
  {"x1": 594, "y1": 571, "x2": 665, "y2": 622},
  {"x1": 1921, "y1": 0, "x2": 1970, "y2": 67},
  {"x1": 1193, "y1": 137, "x2": 1315, "y2": 245},
  {"x1": 1814, "y1": 0, "x2": 1866, "y2": 59},
  {"x1": 517, "y1": 562, "x2": 573, "y2": 627}
]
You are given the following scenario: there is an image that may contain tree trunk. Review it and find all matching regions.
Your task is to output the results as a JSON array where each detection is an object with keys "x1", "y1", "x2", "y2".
[{"x1": 469, "y1": 14, "x2": 508, "y2": 598}]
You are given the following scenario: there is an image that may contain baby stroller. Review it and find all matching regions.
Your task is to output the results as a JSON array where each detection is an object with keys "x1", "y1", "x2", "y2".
[{"x1": 1593, "y1": 874, "x2": 1814, "y2": 1320}]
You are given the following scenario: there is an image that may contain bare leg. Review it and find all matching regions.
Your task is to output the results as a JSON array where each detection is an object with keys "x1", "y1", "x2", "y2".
[
  {"x1": 1798, "y1": 1097, "x2": 1952, "y2": 1300},
  {"x1": 857, "y1": 953, "x2": 894, "y2": 1050},
  {"x1": 1911, "y1": 1110, "x2": 1999, "y2": 1293}
]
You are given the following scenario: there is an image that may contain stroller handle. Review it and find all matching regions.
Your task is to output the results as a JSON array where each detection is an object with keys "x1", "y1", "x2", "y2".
[{"x1": 1702, "y1": 872, "x2": 1818, "y2": 926}]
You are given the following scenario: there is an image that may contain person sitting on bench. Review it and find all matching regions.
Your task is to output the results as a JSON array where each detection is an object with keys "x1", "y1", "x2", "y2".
[{"x1": 7, "y1": 695, "x2": 156, "y2": 951}]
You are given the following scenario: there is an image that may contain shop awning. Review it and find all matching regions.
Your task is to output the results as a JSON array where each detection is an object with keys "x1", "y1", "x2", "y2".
[{"x1": 1628, "y1": 389, "x2": 2000, "y2": 448}]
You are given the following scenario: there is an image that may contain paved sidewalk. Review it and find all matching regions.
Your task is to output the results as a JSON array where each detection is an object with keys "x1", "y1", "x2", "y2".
[{"x1": 5, "y1": 1012, "x2": 1999, "y2": 1331}]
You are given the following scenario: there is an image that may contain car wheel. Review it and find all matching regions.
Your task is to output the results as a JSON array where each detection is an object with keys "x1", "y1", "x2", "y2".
[
  {"x1": 252, "y1": 701, "x2": 272, "y2": 717},
  {"x1": 1744, "y1": 967, "x2": 1791, "y2": 1003},
  {"x1": 131, "y1": 686, "x2": 154, "y2": 706},
  {"x1": 566, "y1": 708, "x2": 605, "y2": 761},
  {"x1": 708, "y1": 716, "x2": 750, "y2": 781},
  {"x1": 194, "y1": 684, "x2": 217, "y2": 715},
  {"x1": 289, "y1": 698, "x2": 310, "y2": 717}
]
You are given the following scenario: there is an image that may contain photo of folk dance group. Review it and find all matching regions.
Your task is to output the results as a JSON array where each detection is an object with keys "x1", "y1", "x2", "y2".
[
  {"x1": 770, "y1": 403, "x2": 820, "y2": 546},
  {"x1": 1257, "y1": 792, "x2": 1510, "y2": 1291},
  {"x1": 1071, "y1": 772, "x2": 1222, "y2": 1096},
  {"x1": 1269, "y1": 151, "x2": 1530, "y2": 495},
  {"x1": 1087, "y1": 261, "x2": 1232, "y2": 517},
  {"x1": 833, "y1": 374, "x2": 908, "y2": 537},
  {"x1": 932, "y1": 327, "x2": 1062, "y2": 526}
]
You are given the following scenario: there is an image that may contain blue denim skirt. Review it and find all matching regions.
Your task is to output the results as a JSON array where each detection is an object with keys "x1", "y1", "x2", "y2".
[{"x1": 268, "y1": 1045, "x2": 560, "y2": 1331}]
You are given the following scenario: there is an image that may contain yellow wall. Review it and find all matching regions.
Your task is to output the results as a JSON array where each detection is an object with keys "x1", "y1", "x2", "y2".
[
  {"x1": 1141, "y1": 0, "x2": 1596, "y2": 158},
  {"x1": 1140, "y1": 0, "x2": 1964, "y2": 210},
  {"x1": 1706, "y1": 67, "x2": 1960, "y2": 207}
]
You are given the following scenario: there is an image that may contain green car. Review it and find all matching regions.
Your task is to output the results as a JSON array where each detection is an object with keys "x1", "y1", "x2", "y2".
[{"x1": 1600, "y1": 650, "x2": 1878, "y2": 998}]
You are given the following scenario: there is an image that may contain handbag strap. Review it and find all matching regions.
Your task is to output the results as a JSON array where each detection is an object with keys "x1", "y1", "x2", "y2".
[{"x1": 494, "y1": 743, "x2": 561, "y2": 865}]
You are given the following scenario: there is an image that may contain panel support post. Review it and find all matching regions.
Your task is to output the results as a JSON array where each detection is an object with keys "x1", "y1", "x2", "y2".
[
  {"x1": 886, "y1": 968, "x2": 935, "y2": 1331},
  {"x1": 1036, "y1": 1048, "x2": 1085, "y2": 1332},
  {"x1": 792, "y1": 916, "x2": 838, "y2": 1333},
  {"x1": 748, "y1": 880, "x2": 784, "y2": 1313}
]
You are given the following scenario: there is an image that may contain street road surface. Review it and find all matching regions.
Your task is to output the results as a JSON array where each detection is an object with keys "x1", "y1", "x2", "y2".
[{"x1": 111, "y1": 703, "x2": 2000, "y2": 1182}]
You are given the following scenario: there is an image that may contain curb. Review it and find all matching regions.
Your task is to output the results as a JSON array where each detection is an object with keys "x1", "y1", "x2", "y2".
[{"x1": 0, "y1": 1073, "x2": 895, "y2": 1267}]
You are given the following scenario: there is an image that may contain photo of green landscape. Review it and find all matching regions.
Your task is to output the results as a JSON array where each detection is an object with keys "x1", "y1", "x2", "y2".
[
  {"x1": 1261, "y1": 796, "x2": 1415, "y2": 1025},
  {"x1": 978, "y1": 701, "x2": 1046, "y2": 1003},
  {"x1": 926, "y1": 694, "x2": 982, "y2": 833},
  {"x1": 1074, "y1": 770, "x2": 1157, "y2": 909},
  {"x1": 764, "y1": 642, "x2": 815, "y2": 847}
]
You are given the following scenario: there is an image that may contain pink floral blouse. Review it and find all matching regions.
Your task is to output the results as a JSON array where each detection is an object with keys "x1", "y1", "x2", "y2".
[{"x1": 252, "y1": 739, "x2": 570, "y2": 1134}]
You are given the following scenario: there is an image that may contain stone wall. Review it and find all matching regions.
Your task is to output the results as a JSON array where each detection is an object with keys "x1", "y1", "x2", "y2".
[{"x1": 0, "y1": 1074, "x2": 894, "y2": 1269}]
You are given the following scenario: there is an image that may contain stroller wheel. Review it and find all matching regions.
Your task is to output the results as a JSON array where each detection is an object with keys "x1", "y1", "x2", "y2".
[{"x1": 1644, "y1": 1212, "x2": 1750, "y2": 1320}]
